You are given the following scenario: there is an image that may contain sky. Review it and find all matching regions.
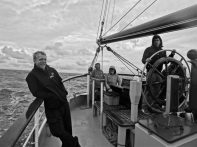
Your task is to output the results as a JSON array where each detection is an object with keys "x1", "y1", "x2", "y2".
[{"x1": 0, "y1": 0, "x2": 197, "y2": 74}]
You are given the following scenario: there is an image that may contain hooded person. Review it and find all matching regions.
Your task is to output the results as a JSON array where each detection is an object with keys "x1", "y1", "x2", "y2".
[
  {"x1": 141, "y1": 35, "x2": 166, "y2": 114},
  {"x1": 141, "y1": 35, "x2": 176, "y2": 114},
  {"x1": 141, "y1": 34, "x2": 167, "y2": 72},
  {"x1": 105, "y1": 65, "x2": 121, "y2": 91}
]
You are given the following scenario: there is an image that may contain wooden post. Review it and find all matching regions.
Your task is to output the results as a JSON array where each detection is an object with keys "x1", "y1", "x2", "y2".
[
  {"x1": 100, "y1": 81, "x2": 104, "y2": 129},
  {"x1": 92, "y1": 80, "x2": 95, "y2": 115},
  {"x1": 165, "y1": 75, "x2": 179, "y2": 114},
  {"x1": 130, "y1": 81, "x2": 142, "y2": 122},
  {"x1": 34, "y1": 110, "x2": 39, "y2": 147},
  {"x1": 87, "y1": 74, "x2": 90, "y2": 107}
]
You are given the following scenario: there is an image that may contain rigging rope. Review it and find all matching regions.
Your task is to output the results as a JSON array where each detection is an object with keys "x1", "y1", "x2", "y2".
[
  {"x1": 102, "y1": 0, "x2": 143, "y2": 37},
  {"x1": 110, "y1": 0, "x2": 116, "y2": 27},
  {"x1": 90, "y1": 47, "x2": 100, "y2": 68},
  {"x1": 106, "y1": 46, "x2": 144, "y2": 75},
  {"x1": 98, "y1": 0, "x2": 109, "y2": 39},
  {"x1": 114, "y1": 54, "x2": 136, "y2": 75},
  {"x1": 120, "y1": 0, "x2": 158, "y2": 31},
  {"x1": 103, "y1": 0, "x2": 109, "y2": 26},
  {"x1": 113, "y1": 52, "x2": 142, "y2": 74},
  {"x1": 104, "y1": 0, "x2": 111, "y2": 33},
  {"x1": 97, "y1": 0, "x2": 105, "y2": 39}
]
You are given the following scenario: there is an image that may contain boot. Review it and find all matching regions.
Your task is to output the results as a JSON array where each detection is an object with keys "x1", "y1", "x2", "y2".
[{"x1": 74, "y1": 136, "x2": 81, "y2": 147}]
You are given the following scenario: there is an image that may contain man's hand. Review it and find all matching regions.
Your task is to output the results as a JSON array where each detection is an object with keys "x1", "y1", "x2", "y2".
[
  {"x1": 169, "y1": 49, "x2": 176, "y2": 57},
  {"x1": 146, "y1": 58, "x2": 151, "y2": 63},
  {"x1": 108, "y1": 88, "x2": 112, "y2": 92}
]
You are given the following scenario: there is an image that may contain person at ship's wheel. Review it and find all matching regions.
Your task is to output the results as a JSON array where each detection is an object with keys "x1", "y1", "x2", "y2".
[{"x1": 141, "y1": 35, "x2": 175, "y2": 114}]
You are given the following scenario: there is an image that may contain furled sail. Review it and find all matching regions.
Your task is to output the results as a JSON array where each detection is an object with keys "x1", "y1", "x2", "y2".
[{"x1": 99, "y1": 4, "x2": 197, "y2": 45}]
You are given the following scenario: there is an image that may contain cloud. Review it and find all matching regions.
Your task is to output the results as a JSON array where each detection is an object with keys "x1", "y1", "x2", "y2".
[
  {"x1": 44, "y1": 33, "x2": 95, "y2": 59},
  {"x1": 77, "y1": 49, "x2": 93, "y2": 56},
  {"x1": 55, "y1": 33, "x2": 93, "y2": 44},
  {"x1": 0, "y1": 45, "x2": 34, "y2": 70},
  {"x1": 49, "y1": 57, "x2": 87, "y2": 73},
  {"x1": 63, "y1": 0, "x2": 81, "y2": 9},
  {"x1": 0, "y1": 0, "x2": 197, "y2": 73},
  {"x1": 0, "y1": 54, "x2": 8, "y2": 63},
  {"x1": 1, "y1": 46, "x2": 30, "y2": 60},
  {"x1": 1, "y1": 0, "x2": 52, "y2": 14},
  {"x1": 76, "y1": 59, "x2": 90, "y2": 66}
]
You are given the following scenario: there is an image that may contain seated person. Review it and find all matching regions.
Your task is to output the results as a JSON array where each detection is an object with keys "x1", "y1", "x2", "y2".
[{"x1": 105, "y1": 65, "x2": 121, "y2": 92}]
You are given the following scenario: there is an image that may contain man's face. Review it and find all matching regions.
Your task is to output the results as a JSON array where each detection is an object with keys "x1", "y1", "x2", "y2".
[
  {"x1": 95, "y1": 64, "x2": 100, "y2": 70},
  {"x1": 153, "y1": 38, "x2": 161, "y2": 48},
  {"x1": 34, "y1": 53, "x2": 47, "y2": 70}
]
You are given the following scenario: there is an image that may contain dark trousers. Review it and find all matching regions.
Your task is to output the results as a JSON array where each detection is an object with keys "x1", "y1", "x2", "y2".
[{"x1": 47, "y1": 102, "x2": 80, "y2": 147}]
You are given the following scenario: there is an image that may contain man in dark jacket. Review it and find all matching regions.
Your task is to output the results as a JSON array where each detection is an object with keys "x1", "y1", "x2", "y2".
[
  {"x1": 141, "y1": 35, "x2": 166, "y2": 114},
  {"x1": 26, "y1": 51, "x2": 80, "y2": 147},
  {"x1": 142, "y1": 34, "x2": 175, "y2": 71},
  {"x1": 142, "y1": 34, "x2": 166, "y2": 72},
  {"x1": 141, "y1": 35, "x2": 175, "y2": 114}
]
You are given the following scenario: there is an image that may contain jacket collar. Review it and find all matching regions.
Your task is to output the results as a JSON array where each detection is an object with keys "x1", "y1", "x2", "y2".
[{"x1": 34, "y1": 64, "x2": 49, "y2": 72}]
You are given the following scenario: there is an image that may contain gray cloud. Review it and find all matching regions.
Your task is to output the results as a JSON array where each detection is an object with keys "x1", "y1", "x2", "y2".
[
  {"x1": 45, "y1": 39, "x2": 94, "y2": 58},
  {"x1": 0, "y1": 0, "x2": 197, "y2": 73},
  {"x1": 76, "y1": 60, "x2": 89, "y2": 66},
  {"x1": 0, "y1": 54, "x2": 8, "y2": 63},
  {"x1": 77, "y1": 49, "x2": 93, "y2": 56},
  {"x1": 1, "y1": 46, "x2": 30, "y2": 60}
]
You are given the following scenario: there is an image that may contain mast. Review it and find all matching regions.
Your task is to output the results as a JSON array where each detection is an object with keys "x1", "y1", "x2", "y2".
[{"x1": 98, "y1": 4, "x2": 197, "y2": 45}]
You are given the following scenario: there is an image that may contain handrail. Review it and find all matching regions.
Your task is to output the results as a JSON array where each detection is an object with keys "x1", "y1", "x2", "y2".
[
  {"x1": 0, "y1": 73, "x2": 89, "y2": 147},
  {"x1": 91, "y1": 77, "x2": 105, "y2": 82},
  {"x1": 62, "y1": 73, "x2": 88, "y2": 83},
  {"x1": 0, "y1": 98, "x2": 43, "y2": 147},
  {"x1": 91, "y1": 78, "x2": 105, "y2": 128},
  {"x1": 118, "y1": 73, "x2": 140, "y2": 77}
]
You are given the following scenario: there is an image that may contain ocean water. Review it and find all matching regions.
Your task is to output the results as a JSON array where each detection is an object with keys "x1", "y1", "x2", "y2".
[{"x1": 0, "y1": 69, "x2": 87, "y2": 138}]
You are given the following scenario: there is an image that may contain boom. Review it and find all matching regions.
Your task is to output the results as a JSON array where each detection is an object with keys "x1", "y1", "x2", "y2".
[{"x1": 98, "y1": 4, "x2": 197, "y2": 45}]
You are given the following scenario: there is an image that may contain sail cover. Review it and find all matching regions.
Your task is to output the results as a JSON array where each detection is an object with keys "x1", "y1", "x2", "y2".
[{"x1": 99, "y1": 4, "x2": 197, "y2": 45}]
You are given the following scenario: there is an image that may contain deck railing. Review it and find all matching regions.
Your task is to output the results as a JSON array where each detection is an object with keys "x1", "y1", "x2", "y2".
[
  {"x1": 91, "y1": 77, "x2": 105, "y2": 128},
  {"x1": 91, "y1": 74, "x2": 138, "y2": 129},
  {"x1": 0, "y1": 98, "x2": 43, "y2": 147}
]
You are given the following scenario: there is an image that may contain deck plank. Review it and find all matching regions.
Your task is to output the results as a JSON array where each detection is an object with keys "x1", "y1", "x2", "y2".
[
  {"x1": 72, "y1": 107, "x2": 113, "y2": 147},
  {"x1": 39, "y1": 106, "x2": 113, "y2": 147}
]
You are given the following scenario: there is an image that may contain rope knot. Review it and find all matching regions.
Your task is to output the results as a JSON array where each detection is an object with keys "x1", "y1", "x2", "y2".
[
  {"x1": 106, "y1": 46, "x2": 112, "y2": 52},
  {"x1": 96, "y1": 47, "x2": 100, "y2": 53}
]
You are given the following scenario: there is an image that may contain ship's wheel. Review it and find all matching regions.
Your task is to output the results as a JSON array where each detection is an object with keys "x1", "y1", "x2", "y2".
[{"x1": 141, "y1": 49, "x2": 190, "y2": 113}]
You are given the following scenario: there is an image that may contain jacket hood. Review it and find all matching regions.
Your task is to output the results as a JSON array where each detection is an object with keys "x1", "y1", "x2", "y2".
[
  {"x1": 109, "y1": 65, "x2": 115, "y2": 70},
  {"x1": 152, "y1": 34, "x2": 163, "y2": 48}
]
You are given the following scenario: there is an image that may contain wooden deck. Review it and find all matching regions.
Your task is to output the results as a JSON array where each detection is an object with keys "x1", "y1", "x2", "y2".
[{"x1": 39, "y1": 106, "x2": 113, "y2": 147}]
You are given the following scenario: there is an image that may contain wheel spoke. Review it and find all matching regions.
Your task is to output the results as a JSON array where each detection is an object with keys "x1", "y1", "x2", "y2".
[
  {"x1": 149, "y1": 80, "x2": 164, "y2": 86},
  {"x1": 155, "y1": 86, "x2": 165, "y2": 98},
  {"x1": 154, "y1": 68, "x2": 165, "y2": 78},
  {"x1": 179, "y1": 57, "x2": 184, "y2": 63},
  {"x1": 171, "y1": 64, "x2": 180, "y2": 74},
  {"x1": 165, "y1": 62, "x2": 169, "y2": 76}
]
